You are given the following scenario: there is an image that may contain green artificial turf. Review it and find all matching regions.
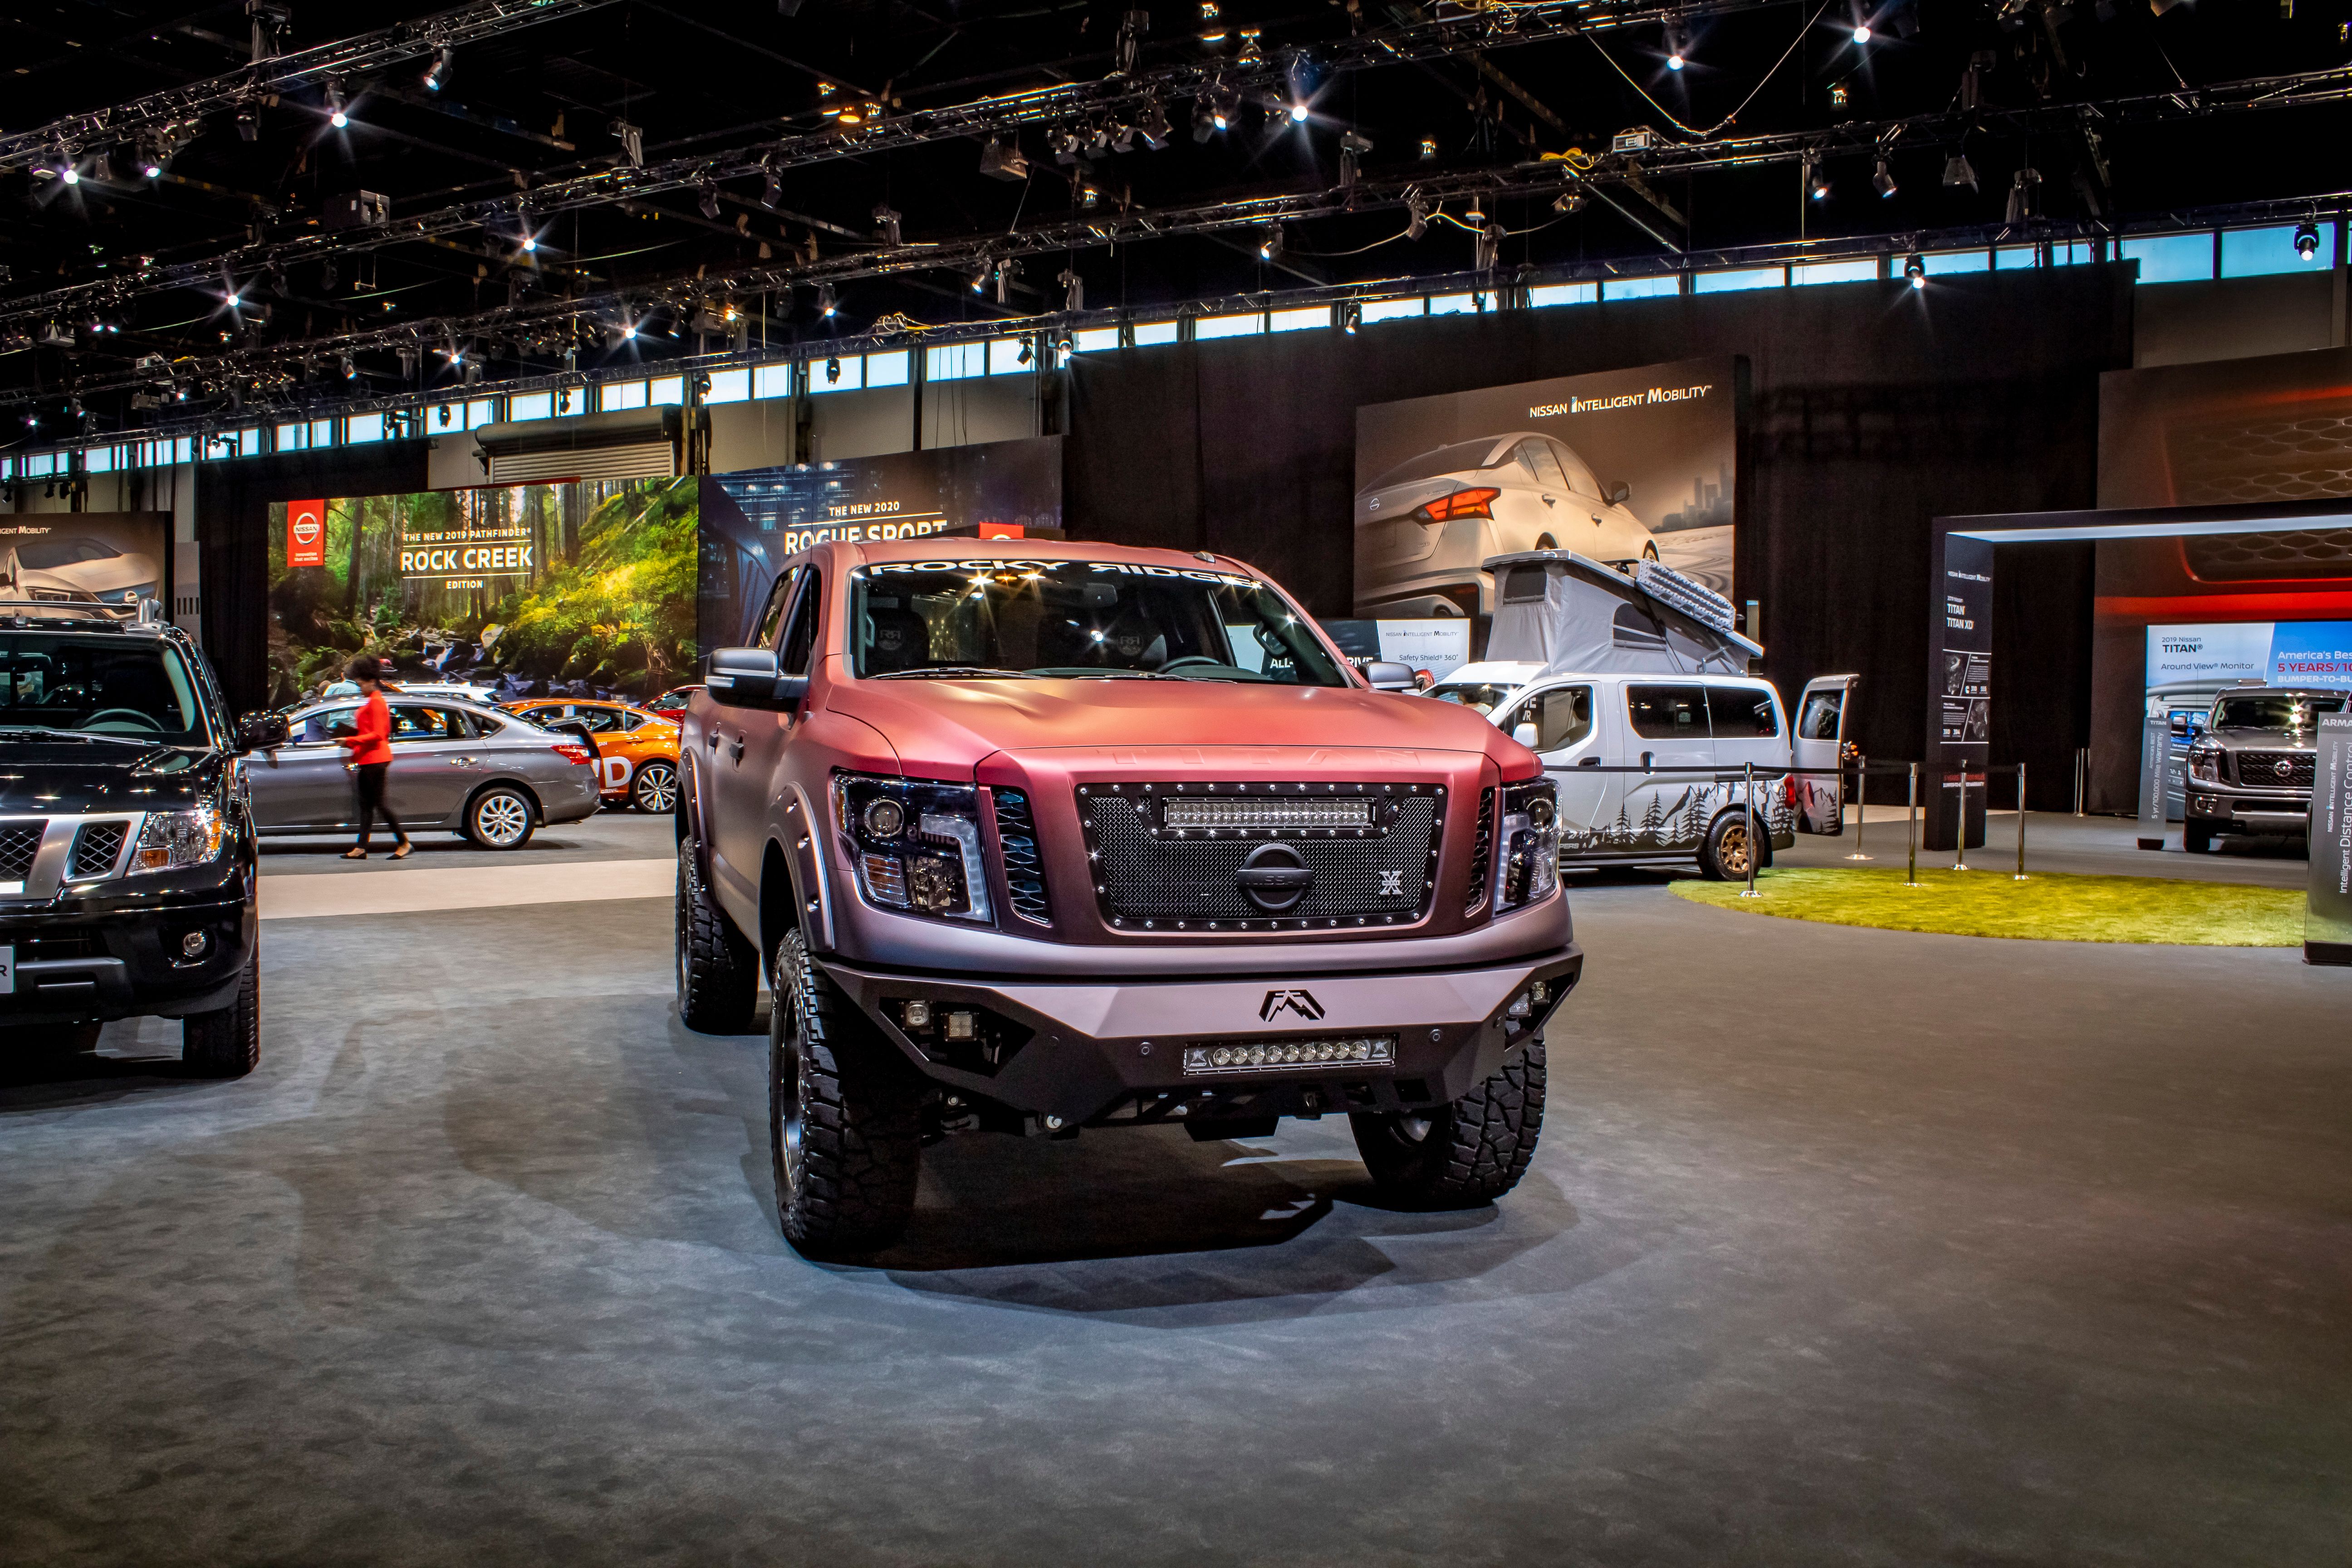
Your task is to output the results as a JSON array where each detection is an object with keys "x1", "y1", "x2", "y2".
[{"x1": 1670, "y1": 866, "x2": 2305, "y2": 946}]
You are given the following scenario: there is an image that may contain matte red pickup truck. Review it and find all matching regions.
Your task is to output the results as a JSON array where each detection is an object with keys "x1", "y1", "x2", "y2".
[{"x1": 676, "y1": 538, "x2": 1580, "y2": 1256}]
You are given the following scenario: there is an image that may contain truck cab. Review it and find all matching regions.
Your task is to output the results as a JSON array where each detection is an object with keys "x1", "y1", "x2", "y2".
[{"x1": 675, "y1": 539, "x2": 1581, "y2": 1257}]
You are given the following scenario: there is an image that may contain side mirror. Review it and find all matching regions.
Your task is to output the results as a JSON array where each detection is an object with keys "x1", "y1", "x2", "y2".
[
  {"x1": 1362, "y1": 660, "x2": 1416, "y2": 691},
  {"x1": 235, "y1": 713, "x2": 290, "y2": 754},
  {"x1": 1606, "y1": 481, "x2": 1631, "y2": 506},
  {"x1": 1511, "y1": 721, "x2": 1540, "y2": 750},
  {"x1": 2168, "y1": 714, "x2": 2190, "y2": 736},
  {"x1": 706, "y1": 647, "x2": 809, "y2": 711}
]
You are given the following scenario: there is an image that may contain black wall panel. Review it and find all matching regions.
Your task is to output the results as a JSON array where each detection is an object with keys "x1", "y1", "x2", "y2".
[
  {"x1": 1068, "y1": 266, "x2": 2133, "y2": 766},
  {"x1": 194, "y1": 441, "x2": 430, "y2": 715}
]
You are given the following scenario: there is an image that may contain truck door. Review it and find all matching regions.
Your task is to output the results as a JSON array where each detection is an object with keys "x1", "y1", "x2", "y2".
[
  {"x1": 1791, "y1": 675, "x2": 1858, "y2": 834},
  {"x1": 1622, "y1": 683, "x2": 1711, "y2": 851},
  {"x1": 709, "y1": 566, "x2": 815, "y2": 918}
]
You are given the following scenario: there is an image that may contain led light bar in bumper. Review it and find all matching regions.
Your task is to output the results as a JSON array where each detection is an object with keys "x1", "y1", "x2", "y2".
[{"x1": 1182, "y1": 1035, "x2": 1397, "y2": 1074}]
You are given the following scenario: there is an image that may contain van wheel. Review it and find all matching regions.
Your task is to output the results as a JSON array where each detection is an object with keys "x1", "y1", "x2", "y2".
[
  {"x1": 182, "y1": 949, "x2": 260, "y2": 1078},
  {"x1": 2185, "y1": 821, "x2": 2216, "y2": 853},
  {"x1": 1697, "y1": 811, "x2": 1757, "y2": 881},
  {"x1": 770, "y1": 930, "x2": 922, "y2": 1256},
  {"x1": 1351, "y1": 1040, "x2": 1545, "y2": 1207},
  {"x1": 675, "y1": 838, "x2": 756, "y2": 1034},
  {"x1": 465, "y1": 785, "x2": 536, "y2": 850}
]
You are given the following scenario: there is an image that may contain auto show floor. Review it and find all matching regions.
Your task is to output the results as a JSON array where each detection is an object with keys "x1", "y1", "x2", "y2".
[
  {"x1": 1774, "y1": 808, "x2": 2311, "y2": 888},
  {"x1": 3, "y1": 834, "x2": 2347, "y2": 1565}
]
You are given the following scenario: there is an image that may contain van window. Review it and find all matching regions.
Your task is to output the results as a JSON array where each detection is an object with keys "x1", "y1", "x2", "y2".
[
  {"x1": 1627, "y1": 685, "x2": 1706, "y2": 740},
  {"x1": 1797, "y1": 688, "x2": 1845, "y2": 741},
  {"x1": 1518, "y1": 686, "x2": 1593, "y2": 751},
  {"x1": 1706, "y1": 685, "x2": 1780, "y2": 738},
  {"x1": 1499, "y1": 565, "x2": 1548, "y2": 603}
]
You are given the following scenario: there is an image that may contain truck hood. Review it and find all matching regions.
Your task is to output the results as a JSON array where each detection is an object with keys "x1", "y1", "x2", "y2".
[
  {"x1": 0, "y1": 740, "x2": 222, "y2": 815},
  {"x1": 824, "y1": 675, "x2": 1531, "y2": 779}
]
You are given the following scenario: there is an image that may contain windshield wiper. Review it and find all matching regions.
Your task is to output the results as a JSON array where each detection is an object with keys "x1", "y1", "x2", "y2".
[{"x1": 870, "y1": 666, "x2": 1040, "y2": 681}]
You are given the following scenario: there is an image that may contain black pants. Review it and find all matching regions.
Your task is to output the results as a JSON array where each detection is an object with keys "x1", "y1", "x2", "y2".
[{"x1": 353, "y1": 762, "x2": 407, "y2": 847}]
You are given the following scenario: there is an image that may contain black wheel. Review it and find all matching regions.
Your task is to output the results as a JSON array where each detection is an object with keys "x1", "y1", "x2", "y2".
[
  {"x1": 631, "y1": 760, "x2": 679, "y2": 814},
  {"x1": 2185, "y1": 821, "x2": 2216, "y2": 853},
  {"x1": 769, "y1": 930, "x2": 922, "y2": 1256},
  {"x1": 675, "y1": 837, "x2": 757, "y2": 1033},
  {"x1": 464, "y1": 785, "x2": 536, "y2": 850},
  {"x1": 1697, "y1": 810, "x2": 1757, "y2": 881},
  {"x1": 1350, "y1": 1039, "x2": 1546, "y2": 1208},
  {"x1": 182, "y1": 949, "x2": 260, "y2": 1078}
]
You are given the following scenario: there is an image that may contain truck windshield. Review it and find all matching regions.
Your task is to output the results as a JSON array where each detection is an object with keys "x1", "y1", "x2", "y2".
[
  {"x1": 2214, "y1": 694, "x2": 2343, "y2": 731},
  {"x1": 0, "y1": 632, "x2": 210, "y2": 744},
  {"x1": 849, "y1": 560, "x2": 1351, "y2": 686}
]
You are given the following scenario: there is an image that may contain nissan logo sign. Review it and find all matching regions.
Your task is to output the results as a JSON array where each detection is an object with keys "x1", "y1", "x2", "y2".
[
  {"x1": 2276, "y1": 758, "x2": 2294, "y2": 779},
  {"x1": 1234, "y1": 842, "x2": 1313, "y2": 913}
]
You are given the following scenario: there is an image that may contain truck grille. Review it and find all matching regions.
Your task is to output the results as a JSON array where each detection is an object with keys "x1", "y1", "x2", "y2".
[
  {"x1": 990, "y1": 789, "x2": 1051, "y2": 925},
  {"x1": 2233, "y1": 750, "x2": 2315, "y2": 790},
  {"x1": 1079, "y1": 782, "x2": 1443, "y2": 931},
  {"x1": 0, "y1": 822, "x2": 45, "y2": 883},
  {"x1": 1465, "y1": 786, "x2": 1495, "y2": 914},
  {"x1": 69, "y1": 821, "x2": 129, "y2": 879}
]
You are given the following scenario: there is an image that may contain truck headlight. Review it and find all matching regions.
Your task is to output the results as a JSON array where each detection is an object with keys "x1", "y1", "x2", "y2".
[
  {"x1": 2187, "y1": 744, "x2": 2222, "y2": 783},
  {"x1": 1494, "y1": 778, "x2": 1560, "y2": 911},
  {"x1": 833, "y1": 772, "x2": 995, "y2": 924},
  {"x1": 132, "y1": 802, "x2": 224, "y2": 873}
]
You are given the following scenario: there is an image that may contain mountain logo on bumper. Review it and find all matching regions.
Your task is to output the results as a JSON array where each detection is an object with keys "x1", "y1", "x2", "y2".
[{"x1": 1260, "y1": 988, "x2": 1326, "y2": 1022}]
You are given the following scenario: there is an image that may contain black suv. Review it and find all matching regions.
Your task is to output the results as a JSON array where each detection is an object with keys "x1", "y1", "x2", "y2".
[{"x1": 0, "y1": 602, "x2": 284, "y2": 1075}]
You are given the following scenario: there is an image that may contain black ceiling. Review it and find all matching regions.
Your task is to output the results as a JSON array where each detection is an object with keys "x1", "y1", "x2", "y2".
[{"x1": 0, "y1": 0, "x2": 2344, "y2": 439}]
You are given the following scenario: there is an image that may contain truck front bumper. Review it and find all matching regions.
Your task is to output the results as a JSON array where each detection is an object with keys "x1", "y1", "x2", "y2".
[
  {"x1": 819, "y1": 942, "x2": 1583, "y2": 1127},
  {"x1": 2185, "y1": 782, "x2": 2310, "y2": 833},
  {"x1": 0, "y1": 887, "x2": 254, "y2": 1029}
]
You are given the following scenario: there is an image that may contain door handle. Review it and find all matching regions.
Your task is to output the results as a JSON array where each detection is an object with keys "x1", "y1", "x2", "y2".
[
  {"x1": 1641, "y1": 751, "x2": 1654, "y2": 772},
  {"x1": 1542, "y1": 495, "x2": 1557, "y2": 506},
  {"x1": 705, "y1": 730, "x2": 722, "y2": 751},
  {"x1": 728, "y1": 737, "x2": 746, "y2": 763},
  {"x1": 1577, "y1": 757, "x2": 1600, "y2": 768}
]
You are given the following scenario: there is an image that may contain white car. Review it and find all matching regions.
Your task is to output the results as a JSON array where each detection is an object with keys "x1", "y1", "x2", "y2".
[
  {"x1": 1354, "y1": 433, "x2": 1656, "y2": 618},
  {"x1": 3, "y1": 537, "x2": 159, "y2": 619},
  {"x1": 1423, "y1": 661, "x2": 1544, "y2": 715}
]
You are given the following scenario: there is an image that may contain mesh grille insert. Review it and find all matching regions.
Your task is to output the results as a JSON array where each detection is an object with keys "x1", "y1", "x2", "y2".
[
  {"x1": 991, "y1": 789, "x2": 1052, "y2": 925},
  {"x1": 69, "y1": 821, "x2": 128, "y2": 879},
  {"x1": 2234, "y1": 750, "x2": 2316, "y2": 790},
  {"x1": 0, "y1": 822, "x2": 45, "y2": 882},
  {"x1": 1465, "y1": 787, "x2": 1496, "y2": 913}
]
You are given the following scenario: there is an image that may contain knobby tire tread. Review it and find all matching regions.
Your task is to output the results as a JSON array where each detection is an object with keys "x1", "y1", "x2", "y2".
[
  {"x1": 1351, "y1": 1039, "x2": 1546, "y2": 1207},
  {"x1": 773, "y1": 932, "x2": 921, "y2": 1255},
  {"x1": 182, "y1": 948, "x2": 260, "y2": 1078},
  {"x1": 676, "y1": 838, "x2": 756, "y2": 1034}
]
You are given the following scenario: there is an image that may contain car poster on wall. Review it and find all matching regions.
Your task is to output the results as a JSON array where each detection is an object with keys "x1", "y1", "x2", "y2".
[
  {"x1": 1352, "y1": 356, "x2": 1743, "y2": 620},
  {"x1": 0, "y1": 513, "x2": 167, "y2": 620}
]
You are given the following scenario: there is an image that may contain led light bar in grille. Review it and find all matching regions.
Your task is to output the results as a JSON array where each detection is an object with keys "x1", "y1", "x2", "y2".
[
  {"x1": 1183, "y1": 1036, "x2": 1396, "y2": 1074},
  {"x1": 1161, "y1": 797, "x2": 1376, "y2": 830}
]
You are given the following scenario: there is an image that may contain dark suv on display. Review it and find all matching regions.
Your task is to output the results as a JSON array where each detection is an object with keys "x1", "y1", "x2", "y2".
[
  {"x1": 2183, "y1": 686, "x2": 2344, "y2": 852},
  {"x1": 676, "y1": 539, "x2": 1581, "y2": 1256},
  {"x1": 0, "y1": 602, "x2": 284, "y2": 1076}
]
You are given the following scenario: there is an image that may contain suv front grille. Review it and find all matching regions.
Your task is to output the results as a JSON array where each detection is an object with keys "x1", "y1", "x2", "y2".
[
  {"x1": 1079, "y1": 782, "x2": 1442, "y2": 931},
  {"x1": 990, "y1": 789, "x2": 1051, "y2": 925},
  {"x1": 2233, "y1": 750, "x2": 2315, "y2": 790},
  {"x1": 0, "y1": 822, "x2": 46, "y2": 883},
  {"x1": 69, "y1": 821, "x2": 129, "y2": 879}
]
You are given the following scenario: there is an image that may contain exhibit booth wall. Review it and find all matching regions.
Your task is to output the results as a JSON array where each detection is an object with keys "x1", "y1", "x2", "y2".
[{"x1": 1068, "y1": 265, "x2": 2135, "y2": 789}]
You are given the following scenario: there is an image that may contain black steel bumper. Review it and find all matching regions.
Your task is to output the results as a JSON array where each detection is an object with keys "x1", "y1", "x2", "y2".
[
  {"x1": 820, "y1": 942, "x2": 1584, "y2": 1126},
  {"x1": 0, "y1": 873, "x2": 255, "y2": 1028}
]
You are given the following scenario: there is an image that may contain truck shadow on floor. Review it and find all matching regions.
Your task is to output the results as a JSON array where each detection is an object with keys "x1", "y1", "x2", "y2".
[{"x1": 815, "y1": 1124, "x2": 1587, "y2": 1323}]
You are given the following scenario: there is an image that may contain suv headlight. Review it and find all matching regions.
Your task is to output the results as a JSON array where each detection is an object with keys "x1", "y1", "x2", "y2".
[
  {"x1": 132, "y1": 802, "x2": 224, "y2": 873},
  {"x1": 1494, "y1": 778, "x2": 1560, "y2": 911},
  {"x1": 833, "y1": 772, "x2": 995, "y2": 924},
  {"x1": 2187, "y1": 742, "x2": 2222, "y2": 783}
]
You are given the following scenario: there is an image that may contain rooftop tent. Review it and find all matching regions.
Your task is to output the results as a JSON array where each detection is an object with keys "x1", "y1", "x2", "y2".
[{"x1": 1483, "y1": 550, "x2": 1759, "y2": 676}]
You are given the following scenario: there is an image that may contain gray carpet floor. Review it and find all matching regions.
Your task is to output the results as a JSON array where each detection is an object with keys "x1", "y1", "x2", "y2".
[{"x1": 2, "y1": 878, "x2": 2347, "y2": 1566}]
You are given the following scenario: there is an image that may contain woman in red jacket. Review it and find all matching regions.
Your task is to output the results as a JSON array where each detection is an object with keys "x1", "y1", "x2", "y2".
[{"x1": 338, "y1": 657, "x2": 412, "y2": 860}]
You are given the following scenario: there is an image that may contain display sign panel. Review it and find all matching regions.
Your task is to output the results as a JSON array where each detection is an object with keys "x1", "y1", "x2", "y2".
[
  {"x1": 2308, "y1": 712, "x2": 2352, "y2": 964},
  {"x1": 2140, "y1": 620, "x2": 2352, "y2": 822},
  {"x1": 267, "y1": 480, "x2": 696, "y2": 706},
  {"x1": 0, "y1": 513, "x2": 168, "y2": 619},
  {"x1": 1922, "y1": 530, "x2": 1994, "y2": 851},
  {"x1": 1352, "y1": 357, "x2": 1742, "y2": 620},
  {"x1": 698, "y1": 437, "x2": 1062, "y2": 652}
]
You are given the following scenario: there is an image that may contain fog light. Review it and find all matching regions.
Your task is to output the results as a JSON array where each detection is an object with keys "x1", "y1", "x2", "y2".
[
  {"x1": 945, "y1": 1010, "x2": 977, "y2": 1041},
  {"x1": 1531, "y1": 980, "x2": 1548, "y2": 1005},
  {"x1": 179, "y1": 931, "x2": 208, "y2": 958},
  {"x1": 1506, "y1": 991, "x2": 1531, "y2": 1019},
  {"x1": 903, "y1": 999, "x2": 932, "y2": 1029}
]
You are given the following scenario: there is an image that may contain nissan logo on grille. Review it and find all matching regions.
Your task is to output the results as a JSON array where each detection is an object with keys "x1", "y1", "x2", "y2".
[
  {"x1": 2276, "y1": 757, "x2": 2294, "y2": 779},
  {"x1": 1235, "y1": 843, "x2": 1314, "y2": 912}
]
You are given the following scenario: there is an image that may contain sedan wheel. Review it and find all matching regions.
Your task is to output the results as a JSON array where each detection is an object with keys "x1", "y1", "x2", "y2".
[
  {"x1": 466, "y1": 786, "x2": 537, "y2": 850},
  {"x1": 631, "y1": 760, "x2": 679, "y2": 813}
]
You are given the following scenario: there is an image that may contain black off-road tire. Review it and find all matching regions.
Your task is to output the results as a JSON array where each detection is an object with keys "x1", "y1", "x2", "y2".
[
  {"x1": 1696, "y1": 809, "x2": 1758, "y2": 882},
  {"x1": 770, "y1": 930, "x2": 922, "y2": 1256},
  {"x1": 2184, "y1": 821, "x2": 2216, "y2": 853},
  {"x1": 1350, "y1": 1040, "x2": 1546, "y2": 1208},
  {"x1": 675, "y1": 837, "x2": 757, "y2": 1034},
  {"x1": 182, "y1": 949, "x2": 260, "y2": 1078}
]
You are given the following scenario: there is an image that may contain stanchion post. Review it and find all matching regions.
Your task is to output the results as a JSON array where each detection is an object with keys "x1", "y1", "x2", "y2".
[
  {"x1": 1845, "y1": 751, "x2": 1872, "y2": 860},
  {"x1": 2015, "y1": 761, "x2": 2029, "y2": 880},
  {"x1": 1954, "y1": 765, "x2": 1970, "y2": 871},
  {"x1": 2073, "y1": 747, "x2": 2087, "y2": 817},
  {"x1": 1740, "y1": 761, "x2": 1761, "y2": 898},
  {"x1": 1906, "y1": 762, "x2": 1919, "y2": 886}
]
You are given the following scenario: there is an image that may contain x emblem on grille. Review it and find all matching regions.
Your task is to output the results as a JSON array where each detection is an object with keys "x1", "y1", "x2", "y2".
[{"x1": 1377, "y1": 869, "x2": 1404, "y2": 896}]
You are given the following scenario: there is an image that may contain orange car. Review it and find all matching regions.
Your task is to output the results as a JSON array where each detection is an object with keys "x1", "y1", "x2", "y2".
[{"x1": 499, "y1": 699, "x2": 681, "y2": 812}]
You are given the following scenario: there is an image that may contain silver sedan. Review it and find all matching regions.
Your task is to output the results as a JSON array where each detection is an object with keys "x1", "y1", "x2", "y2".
[{"x1": 243, "y1": 696, "x2": 603, "y2": 849}]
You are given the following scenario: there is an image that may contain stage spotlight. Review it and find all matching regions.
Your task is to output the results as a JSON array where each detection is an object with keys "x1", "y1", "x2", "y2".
[
  {"x1": 341, "y1": 353, "x2": 357, "y2": 378},
  {"x1": 1341, "y1": 301, "x2": 1361, "y2": 334},
  {"x1": 1806, "y1": 157, "x2": 1831, "y2": 201},
  {"x1": 1288, "y1": 100, "x2": 1309, "y2": 123},
  {"x1": 874, "y1": 204, "x2": 902, "y2": 245},
  {"x1": 1257, "y1": 225, "x2": 1283, "y2": 262},
  {"x1": 1136, "y1": 99, "x2": 1171, "y2": 149},
  {"x1": 824, "y1": 356, "x2": 842, "y2": 383},
  {"x1": 1553, "y1": 186, "x2": 1586, "y2": 215},
  {"x1": 1419, "y1": 135, "x2": 1438, "y2": 161},
  {"x1": 140, "y1": 145, "x2": 163, "y2": 178},
  {"x1": 424, "y1": 45, "x2": 452, "y2": 91},
  {"x1": 1903, "y1": 254, "x2": 1926, "y2": 288},
  {"x1": 326, "y1": 82, "x2": 348, "y2": 127},
  {"x1": 2294, "y1": 221, "x2": 2322, "y2": 261},
  {"x1": 1406, "y1": 192, "x2": 1431, "y2": 240},
  {"x1": 1873, "y1": 157, "x2": 1896, "y2": 198},
  {"x1": 1665, "y1": 24, "x2": 1687, "y2": 69},
  {"x1": 761, "y1": 164, "x2": 783, "y2": 209},
  {"x1": 1192, "y1": 100, "x2": 1216, "y2": 142},
  {"x1": 2004, "y1": 166, "x2": 2040, "y2": 223},
  {"x1": 970, "y1": 260, "x2": 992, "y2": 294},
  {"x1": 60, "y1": 162, "x2": 79, "y2": 186},
  {"x1": 1852, "y1": 21, "x2": 1872, "y2": 42},
  {"x1": 699, "y1": 184, "x2": 721, "y2": 220},
  {"x1": 1942, "y1": 152, "x2": 1979, "y2": 191},
  {"x1": 818, "y1": 283, "x2": 838, "y2": 316},
  {"x1": 1016, "y1": 339, "x2": 1034, "y2": 366}
]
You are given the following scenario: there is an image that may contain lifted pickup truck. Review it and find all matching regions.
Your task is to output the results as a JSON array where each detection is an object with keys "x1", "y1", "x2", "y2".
[{"x1": 676, "y1": 540, "x2": 1580, "y2": 1256}]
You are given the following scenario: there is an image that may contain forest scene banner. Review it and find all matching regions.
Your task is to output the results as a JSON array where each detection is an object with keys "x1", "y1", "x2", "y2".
[{"x1": 265, "y1": 478, "x2": 696, "y2": 706}]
